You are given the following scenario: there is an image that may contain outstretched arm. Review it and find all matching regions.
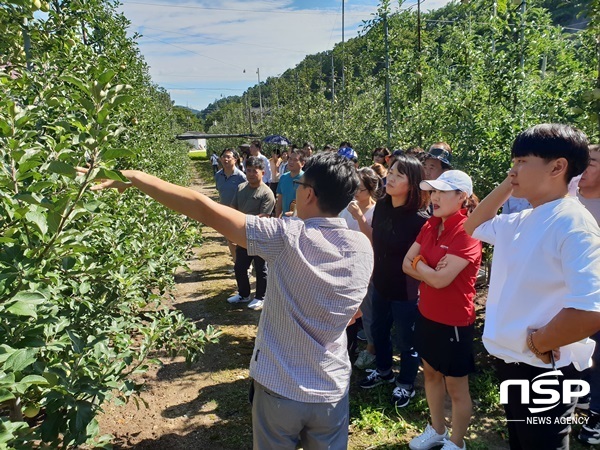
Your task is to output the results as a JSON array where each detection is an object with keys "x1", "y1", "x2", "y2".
[
  {"x1": 79, "y1": 168, "x2": 248, "y2": 247},
  {"x1": 464, "y1": 176, "x2": 513, "y2": 236}
]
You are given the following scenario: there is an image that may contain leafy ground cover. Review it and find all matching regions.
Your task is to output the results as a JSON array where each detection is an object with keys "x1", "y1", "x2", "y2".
[{"x1": 98, "y1": 160, "x2": 591, "y2": 449}]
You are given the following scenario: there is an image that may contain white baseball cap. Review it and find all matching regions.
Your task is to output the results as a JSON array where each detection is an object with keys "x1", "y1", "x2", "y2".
[{"x1": 420, "y1": 170, "x2": 473, "y2": 196}]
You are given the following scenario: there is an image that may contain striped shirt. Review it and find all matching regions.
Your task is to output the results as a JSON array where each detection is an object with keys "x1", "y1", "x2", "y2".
[{"x1": 246, "y1": 215, "x2": 374, "y2": 403}]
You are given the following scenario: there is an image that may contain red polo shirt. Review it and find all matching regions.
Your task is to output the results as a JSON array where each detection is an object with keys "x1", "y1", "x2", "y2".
[{"x1": 416, "y1": 209, "x2": 482, "y2": 326}]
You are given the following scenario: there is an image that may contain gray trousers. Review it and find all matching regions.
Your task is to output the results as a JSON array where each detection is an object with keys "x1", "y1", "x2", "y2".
[{"x1": 252, "y1": 381, "x2": 349, "y2": 450}]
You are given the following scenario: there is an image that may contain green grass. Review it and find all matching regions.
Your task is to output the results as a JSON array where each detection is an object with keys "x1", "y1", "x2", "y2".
[
  {"x1": 189, "y1": 149, "x2": 207, "y2": 160},
  {"x1": 193, "y1": 160, "x2": 215, "y2": 181}
]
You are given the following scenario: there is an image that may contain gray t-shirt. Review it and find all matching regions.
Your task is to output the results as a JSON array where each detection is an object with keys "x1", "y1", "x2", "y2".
[
  {"x1": 578, "y1": 190, "x2": 600, "y2": 226},
  {"x1": 231, "y1": 182, "x2": 275, "y2": 216}
]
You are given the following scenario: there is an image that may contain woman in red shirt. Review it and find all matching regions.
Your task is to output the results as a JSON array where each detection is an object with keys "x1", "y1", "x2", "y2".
[{"x1": 402, "y1": 170, "x2": 482, "y2": 450}]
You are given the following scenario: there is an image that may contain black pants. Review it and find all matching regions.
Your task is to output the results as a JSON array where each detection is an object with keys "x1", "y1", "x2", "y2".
[
  {"x1": 235, "y1": 246, "x2": 267, "y2": 299},
  {"x1": 346, "y1": 317, "x2": 362, "y2": 357},
  {"x1": 495, "y1": 358, "x2": 581, "y2": 450}
]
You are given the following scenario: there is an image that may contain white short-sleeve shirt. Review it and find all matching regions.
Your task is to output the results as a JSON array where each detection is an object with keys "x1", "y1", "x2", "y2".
[
  {"x1": 338, "y1": 204, "x2": 375, "y2": 232},
  {"x1": 473, "y1": 197, "x2": 600, "y2": 370}
]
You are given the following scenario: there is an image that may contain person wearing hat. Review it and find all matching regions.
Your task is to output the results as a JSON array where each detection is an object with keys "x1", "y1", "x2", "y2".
[
  {"x1": 337, "y1": 146, "x2": 358, "y2": 167},
  {"x1": 423, "y1": 142, "x2": 453, "y2": 180},
  {"x1": 403, "y1": 170, "x2": 482, "y2": 450}
]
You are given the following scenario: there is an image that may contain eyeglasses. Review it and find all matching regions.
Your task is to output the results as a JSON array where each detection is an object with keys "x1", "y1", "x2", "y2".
[
  {"x1": 293, "y1": 180, "x2": 318, "y2": 197},
  {"x1": 427, "y1": 148, "x2": 452, "y2": 164}
]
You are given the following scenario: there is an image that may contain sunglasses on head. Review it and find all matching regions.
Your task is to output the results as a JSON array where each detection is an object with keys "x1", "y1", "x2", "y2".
[{"x1": 427, "y1": 148, "x2": 452, "y2": 164}]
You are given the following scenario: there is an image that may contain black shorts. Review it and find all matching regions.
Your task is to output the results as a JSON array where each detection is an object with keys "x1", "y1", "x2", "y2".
[{"x1": 414, "y1": 312, "x2": 475, "y2": 377}]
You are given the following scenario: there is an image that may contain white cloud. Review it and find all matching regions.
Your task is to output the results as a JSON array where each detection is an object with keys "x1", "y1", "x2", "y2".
[{"x1": 118, "y1": 0, "x2": 448, "y2": 110}]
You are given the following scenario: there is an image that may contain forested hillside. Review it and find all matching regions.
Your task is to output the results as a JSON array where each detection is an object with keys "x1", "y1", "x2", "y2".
[{"x1": 201, "y1": 0, "x2": 598, "y2": 196}]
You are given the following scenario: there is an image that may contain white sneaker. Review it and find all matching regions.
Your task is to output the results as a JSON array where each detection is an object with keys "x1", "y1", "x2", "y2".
[
  {"x1": 409, "y1": 424, "x2": 449, "y2": 450},
  {"x1": 440, "y1": 438, "x2": 466, "y2": 450},
  {"x1": 227, "y1": 294, "x2": 251, "y2": 304},
  {"x1": 354, "y1": 350, "x2": 376, "y2": 369},
  {"x1": 247, "y1": 298, "x2": 264, "y2": 310}
]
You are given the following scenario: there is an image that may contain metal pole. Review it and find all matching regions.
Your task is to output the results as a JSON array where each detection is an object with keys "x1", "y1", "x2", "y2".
[
  {"x1": 245, "y1": 95, "x2": 253, "y2": 133},
  {"x1": 541, "y1": 54, "x2": 547, "y2": 79},
  {"x1": 342, "y1": 0, "x2": 345, "y2": 90},
  {"x1": 257, "y1": 68, "x2": 264, "y2": 119},
  {"x1": 596, "y1": 36, "x2": 600, "y2": 132},
  {"x1": 331, "y1": 53, "x2": 335, "y2": 103},
  {"x1": 492, "y1": 0, "x2": 497, "y2": 55},
  {"x1": 341, "y1": 0, "x2": 345, "y2": 126},
  {"x1": 519, "y1": 0, "x2": 526, "y2": 71},
  {"x1": 417, "y1": 0, "x2": 422, "y2": 104},
  {"x1": 384, "y1": 13, "x2": 391, "y2": 148},
  {"x1": 22, "y1": 18, "x2": 32, "y2": 72}
]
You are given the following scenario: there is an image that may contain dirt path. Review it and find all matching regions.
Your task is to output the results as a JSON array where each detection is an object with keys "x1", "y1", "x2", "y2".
[
  {"x1": 97, "y1": 169, "x2": 258, "y2": 450},
  {"x1": 97, "y1": 163, "x2": 513, "y2": 450}
]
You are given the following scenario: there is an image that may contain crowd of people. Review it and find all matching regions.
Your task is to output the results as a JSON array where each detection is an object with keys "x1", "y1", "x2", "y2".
[{"x1": 81, "y1": 123, "x2": 600, "y2": 450}]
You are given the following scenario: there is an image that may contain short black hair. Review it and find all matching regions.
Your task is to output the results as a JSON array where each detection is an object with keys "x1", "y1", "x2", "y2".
[
  {"x1": 371, "y1": 147, "x2": 391, "y2": 158},
  {"x1": 290, "y1": 148, "x2": 306, "y2": 163},
  {"x1": 245, "y1": 156, "x2": 265, "y2": 171},
  {"x1": 511, "y1": 123, "x2": 589, "y2": 182},
  {"x1": 250, "y1": 140, "x2": 262, "y2": 149},
  {"x1": 302, "y1": 153, "x2": 359, "y2": 216},
  {"x1": 220, "y1": 148, "x2": 239, "y2": 159}
]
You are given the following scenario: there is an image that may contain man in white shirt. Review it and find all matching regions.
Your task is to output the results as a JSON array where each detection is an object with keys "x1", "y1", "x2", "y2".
[{"x1": 465, "y1": 124, "x2": 600, "y2": 450}]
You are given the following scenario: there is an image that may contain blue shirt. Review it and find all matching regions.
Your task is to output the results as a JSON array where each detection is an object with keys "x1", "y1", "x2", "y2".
[
  {"x1": 276, "y1": 170, "x2": 303, "y2": 213},
  {"x1": 215, "y1": 167, "x2": 246, "y2": 206}
]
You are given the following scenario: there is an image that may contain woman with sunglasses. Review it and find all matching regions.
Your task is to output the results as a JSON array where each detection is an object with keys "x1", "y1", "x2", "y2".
[
  {"x1": 357, "y1": 155, "x2": 430, "y2": 409},
  {"x1": 371, "y1": 147, "x2": 391, "y2": 166},
  {"x1": 402, "y1": 170, "x2": 482, "y2": 450}
]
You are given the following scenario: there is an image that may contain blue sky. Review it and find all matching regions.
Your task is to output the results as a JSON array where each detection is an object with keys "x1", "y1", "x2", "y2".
[{"x1": 118, "y1": 0, "x2": 450, "y2": 112}]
